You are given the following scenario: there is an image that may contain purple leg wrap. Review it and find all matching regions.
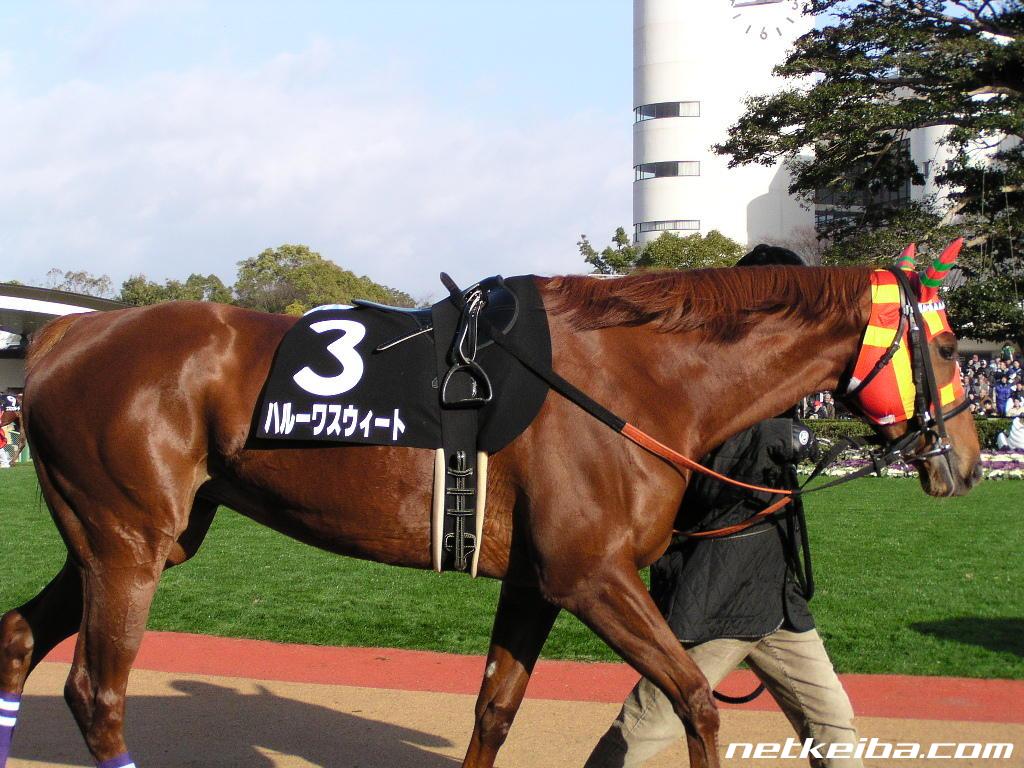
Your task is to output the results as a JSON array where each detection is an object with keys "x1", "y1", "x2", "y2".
[
  {"x1": 97, "y1": 753, "x2": 136, "y2": 768},
  {"x1": 0, "y1": 691, "x2": 22, "y2": 767}
]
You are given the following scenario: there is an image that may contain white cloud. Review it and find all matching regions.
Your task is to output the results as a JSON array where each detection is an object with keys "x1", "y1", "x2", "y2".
[{"x1": 0, "y1": 41, "x2": 629, "y2": 298}]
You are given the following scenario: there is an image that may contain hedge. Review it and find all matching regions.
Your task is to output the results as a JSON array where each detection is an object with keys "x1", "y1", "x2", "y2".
[
  {"x1": 806, "y1": 418, "x2": 1011, "y2": 448},
  {"x1": 974, "y1": 418, "x2": 1012, "y2": 448}
]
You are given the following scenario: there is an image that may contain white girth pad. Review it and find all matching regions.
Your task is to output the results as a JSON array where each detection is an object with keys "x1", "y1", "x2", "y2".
[{"x1": 431, "y1": 449, "x2": 488, "y2": 577}]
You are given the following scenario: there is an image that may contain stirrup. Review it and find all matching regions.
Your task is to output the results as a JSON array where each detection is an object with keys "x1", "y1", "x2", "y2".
[{"x1": 440, "y1": 362, "x2": 493, "y2": 406}]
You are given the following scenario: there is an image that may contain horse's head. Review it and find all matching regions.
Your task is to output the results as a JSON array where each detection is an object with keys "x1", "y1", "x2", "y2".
[{"x1": 845, "y1": 240, "x2": 982, "y2": 497}]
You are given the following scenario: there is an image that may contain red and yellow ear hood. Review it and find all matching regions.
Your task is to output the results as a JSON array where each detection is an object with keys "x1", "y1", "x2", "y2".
[{"x1": 848, "y1": 268, "x2": 964, "y2": 425}]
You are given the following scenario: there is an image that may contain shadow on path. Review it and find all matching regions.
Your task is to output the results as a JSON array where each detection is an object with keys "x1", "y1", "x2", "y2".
[
  {"x1": 911, "y1": 617, "x2": 1024, "y2": 659},
  {"x1": 12, "y1": 679, "x2": 460, "y2": 767}
]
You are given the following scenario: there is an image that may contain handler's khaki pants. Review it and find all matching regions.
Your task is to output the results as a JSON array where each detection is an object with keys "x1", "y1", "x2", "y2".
[{"x1": 584, "y1": 629, "x2": 861, "y2": 768}]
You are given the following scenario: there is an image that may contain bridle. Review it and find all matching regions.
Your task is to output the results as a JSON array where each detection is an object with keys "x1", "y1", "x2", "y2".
[{"x1": 840, "y1": 267, "x2": 970, "y2": 471}]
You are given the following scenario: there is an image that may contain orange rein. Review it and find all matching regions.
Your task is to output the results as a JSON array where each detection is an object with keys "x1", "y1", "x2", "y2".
[{"x1": 620, "y1": 423, "x2": 794, "y2": 539}]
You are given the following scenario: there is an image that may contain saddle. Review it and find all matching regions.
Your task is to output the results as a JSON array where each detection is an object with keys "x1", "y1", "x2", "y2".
[
  {"x1": 363, "y1": 275, "x2": 523, "y2": 572},
  {"x1": 354, "y1": 276, "x2": 520, "y2": 408},
  {"x1": 253, "y1": 274, "x2": 551, "y2": 576},
  {"x1": 354, "y1": 276, "x2": 519, "y2": 352}
]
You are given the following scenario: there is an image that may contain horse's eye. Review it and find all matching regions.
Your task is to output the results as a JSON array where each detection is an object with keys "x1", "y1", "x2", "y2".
[{"x1": 938, "y1": 345, "x2": 957, "y2": 361}]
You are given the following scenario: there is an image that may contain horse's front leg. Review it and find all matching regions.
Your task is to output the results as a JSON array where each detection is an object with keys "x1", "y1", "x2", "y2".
[
  {"x1": 462, "y1": 581, "x2": 560, "y2": 768},
  {"x1": 556, "y1": 561, "x2": 721, "y2": 768}
]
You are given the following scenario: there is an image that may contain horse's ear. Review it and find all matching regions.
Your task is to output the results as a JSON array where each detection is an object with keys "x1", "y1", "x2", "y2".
[
  {"x1": 920, "y1": 238, "x2": 964, "y2": 302},
  {"x1": 896, "y1": 243, "x2": 917, "y2": 272}
]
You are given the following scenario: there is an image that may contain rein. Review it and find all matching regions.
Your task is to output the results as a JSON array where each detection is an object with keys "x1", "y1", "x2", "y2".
[{"x1": 441, "y1": 270, "x2": 968, "y2": 539}]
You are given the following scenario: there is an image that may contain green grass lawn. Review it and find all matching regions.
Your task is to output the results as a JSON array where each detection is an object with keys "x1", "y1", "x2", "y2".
[{"x1": 1, "y1": 463, "x2": 1021, "y2": 678}]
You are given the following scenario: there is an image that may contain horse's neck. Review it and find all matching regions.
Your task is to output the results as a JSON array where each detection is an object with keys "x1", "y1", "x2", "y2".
[
  {"x1": 542, "y1": 269, "x2": 871, "y2": 460},
  {"x1": 690, "y1": 301, "x2": 869, "y2": 455}
]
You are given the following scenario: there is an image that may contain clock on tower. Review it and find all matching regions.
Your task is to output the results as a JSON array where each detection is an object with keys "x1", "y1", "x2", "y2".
[{"x1": 729, "y1": 0, "x2": 802, "y2": 41}]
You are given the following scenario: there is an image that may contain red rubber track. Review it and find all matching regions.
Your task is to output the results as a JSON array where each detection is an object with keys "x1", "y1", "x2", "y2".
[{"x1": 48, "y1": 632, "x2": 1022, "y2": 724}]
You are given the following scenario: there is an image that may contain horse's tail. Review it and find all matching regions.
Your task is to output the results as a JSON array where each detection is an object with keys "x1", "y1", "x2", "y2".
[
  {"x1": 25, "y1": 314, "x2": 79, "y2": 376},
  {"x1": 19, "y1": 314, "x2": 83, "y2": 463}
]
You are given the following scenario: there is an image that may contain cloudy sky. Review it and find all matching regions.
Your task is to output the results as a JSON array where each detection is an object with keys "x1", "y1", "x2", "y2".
[{"x1": 0, "y1": 1, "x2": 631, "y2": 300}]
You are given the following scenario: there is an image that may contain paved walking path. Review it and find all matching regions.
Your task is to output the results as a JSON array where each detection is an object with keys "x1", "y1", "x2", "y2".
[{"x1": 6, "y1": 632, "x2": 1021, "y2": 767}]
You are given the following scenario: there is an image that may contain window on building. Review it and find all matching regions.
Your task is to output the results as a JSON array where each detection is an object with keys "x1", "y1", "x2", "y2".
[
  {"x1": 635, "y1": 161, "x2": 701, "y2": 180},
  {"x1": 634, "y1": 102, "x2": 700, "y2": 122},
  {"x1": 814, "y1": 139, "x2": 914, "y2": 232},
  {"x1": 814, "y1": 208, "x2": 862, "y2": 231},
  {"x1": 634, "y1": 220, "x2": 701, "y2": 240}
]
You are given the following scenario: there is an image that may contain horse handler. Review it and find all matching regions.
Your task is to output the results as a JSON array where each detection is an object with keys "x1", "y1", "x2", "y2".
[{"x1": 585, "y1": 246, "x2": 862, "y2": 768}]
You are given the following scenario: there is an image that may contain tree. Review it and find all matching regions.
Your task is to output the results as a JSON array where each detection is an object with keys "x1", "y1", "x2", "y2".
[
  {"x1": 716, "y1": 0, "x2": 1023, "y2": 343},
  {"x1": 233, "y1": 244, "x2": 415, "y2": 315},
  {"x1": 820, "y1": 199, "x2": 963, "y2": 264},
  {"x1": 771, "y1": 226, "x2": 831, "y2": 265},
  {"x1": 638, "y1": 230, "x2": 746, "y2": 270},
  {"x1": 119, "y1": 275, "x2": 165, "y2": 306},
  {"x1": 119, "y1": 247, "x2": 414, "y2": 313},
  {"x1": 579, "y1": 229, "x2": 745, "y2": 275},
  {"x1": 945, "y1": 274, "x2": 1024, "y2": 349},
  {"x1": 718, "y1": 1, "x2": 1021, "y2": 223},
  {"x1": 120, "y1": 273, "x2": 232, "y2": 306},
  {"x1": 578, "y1": 227, "x2": 641, "y2": 275},
  {"x1": 44, "y1": 268, "x2": 114, "y2": 298}
]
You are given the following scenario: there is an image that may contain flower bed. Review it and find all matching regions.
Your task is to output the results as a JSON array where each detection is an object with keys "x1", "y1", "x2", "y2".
[{"x1": 809, "y1": 450, "x2": 1024, "y2": 480}]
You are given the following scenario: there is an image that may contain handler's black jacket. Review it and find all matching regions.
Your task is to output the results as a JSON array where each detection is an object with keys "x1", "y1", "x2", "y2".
[{"x1": 650, "y1": 419, "x2": 814, "y2": 644}]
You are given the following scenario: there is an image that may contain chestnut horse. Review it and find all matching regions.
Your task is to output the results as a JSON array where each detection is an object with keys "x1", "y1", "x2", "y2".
[{"x1": 2, "y1": 265, "x2": 980, "y2": 768}]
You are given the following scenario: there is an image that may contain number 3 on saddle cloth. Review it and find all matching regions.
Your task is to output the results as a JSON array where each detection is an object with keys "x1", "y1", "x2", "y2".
[{"x1": 253, "y1": 275, "x2": 552, "y2": 575}]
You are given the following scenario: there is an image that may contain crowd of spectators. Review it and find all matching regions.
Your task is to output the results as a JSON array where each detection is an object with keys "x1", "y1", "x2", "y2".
[
  {"x1": 802, "y1": 392, "x2": 838, "y2": 420},
  {"x1": 797, "y1": 344, "x2": 1023, "y2": 423},
  {"x1": 960, "y1": 344, "x2": 1023, "y2": 418}
]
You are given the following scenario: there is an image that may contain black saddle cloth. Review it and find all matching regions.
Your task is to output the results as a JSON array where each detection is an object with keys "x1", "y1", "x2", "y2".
[{"x1": 254, "y1": 275, "x2": 550, "y2": 453}]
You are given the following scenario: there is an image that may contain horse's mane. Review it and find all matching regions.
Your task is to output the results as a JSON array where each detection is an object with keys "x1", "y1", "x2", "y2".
[{"x1": 542, "y1": 266, "x2": 872, "y2": 344}]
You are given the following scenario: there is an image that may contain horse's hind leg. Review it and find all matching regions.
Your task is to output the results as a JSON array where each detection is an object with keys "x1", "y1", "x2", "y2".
[
  {"x1": 0, "y1": 561, "x2": 83, "y2": 765},
  {"x1": 462, "y1": 582, "x2": 560, "y2": 768},
  {"x1": 0, "y1": 532, "x2": 163, "y2": 768},
  {"x1": 0, "y1": 493, "x2": 214, "y2": 706},
  {"x1": 19, "y1": 454, "x2": 215, "y2": 766},
  {"x1": 0, "y1": 561, "x2": 83, "y2": 687},
  {"x1": 63, "y1": 497, "x2": 218, "y2": 765},
  {"x1": 557, "y1": 564, "x2": 721, "y2": 768},
  {"x1": 65, "y1": 544, "x2": 168, "y2": 765},
  {"x1": 164, "y1": 495, "x2": 217, "y2": 568}
]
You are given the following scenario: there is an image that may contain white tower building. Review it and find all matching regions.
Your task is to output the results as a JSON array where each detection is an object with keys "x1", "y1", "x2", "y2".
[{"x1": 633, "y1": 0, "x2": 815, "y2": 246}]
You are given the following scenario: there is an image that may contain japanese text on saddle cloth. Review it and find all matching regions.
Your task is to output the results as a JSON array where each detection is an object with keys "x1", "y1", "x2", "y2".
[{"x1": 254, "y1": 275, "x2": 551, "y2": 574}]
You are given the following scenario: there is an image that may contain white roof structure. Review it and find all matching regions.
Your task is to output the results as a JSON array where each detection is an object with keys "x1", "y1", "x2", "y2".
[
  {"x1": 0, "y1": 284, "x2": 125, "y2": 340},
  {"x1": 0, "y1": 284, "x2": 126, "y2": 390}
]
